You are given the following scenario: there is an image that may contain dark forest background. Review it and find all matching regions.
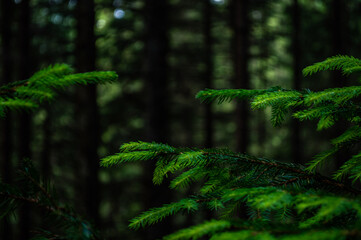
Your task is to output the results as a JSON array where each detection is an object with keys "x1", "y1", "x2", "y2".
[{"x1": 0, "y1": 0, "x2": 360, "y2": 239}]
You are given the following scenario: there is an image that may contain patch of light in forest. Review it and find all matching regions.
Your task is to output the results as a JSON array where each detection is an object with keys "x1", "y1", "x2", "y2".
[
  {"x1": 211, "y1": 0, "x2": 225, "y2": 5},
  {"x1": 114, "y1": 8, "x2": 125, "y2": 19},
  {"x1": 49, "y1": 0, "x2": 62, "y2": 4},
  {"x1": 113, "y1": 0, "x2": 123, "y2": 7},
  {"x1": 97, "y1": 19, "x2": 106, "y2": 29},
  {"x1": 14, "y1": 0, "x2": 22, "y2": 4},
  {"x1": 51, "y1": 14, "x2": 63, "y2": 24},
  {"x1": 68, "y1": 0, "x2": 77, "y2": 9}
]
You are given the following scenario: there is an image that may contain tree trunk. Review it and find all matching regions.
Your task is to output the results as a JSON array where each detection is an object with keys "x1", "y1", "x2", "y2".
[
  {"x1": 331, "y1": 0, "x2": 345, "y2": 90},
  {"x1": 41, "y1": 105, "x2": 51, "y2": 179},
  {"x1": 204, "y1": 0, "x2": 214, "y2": 149},
  {"x1": 291, "y1": 0, "x2": 302, "y2": 164},
  {"x1": 0, "y1": 0, "x2": 14, "y2": 239},
  {"x1": 231, "y1": 0, "x2": 250, "y2": 153},
  {"x1": 331, "y1": 0, "x2": 348, "y2": 169},
  {"x1": 17, "y1": 0, "x2": 33, "y2": 239},
  {"x1": 143, "y1": 0, "x2": 171, "y2": 239},
  {"x1": 75, "y1": 0, "x2": 100, "y2": 226}
]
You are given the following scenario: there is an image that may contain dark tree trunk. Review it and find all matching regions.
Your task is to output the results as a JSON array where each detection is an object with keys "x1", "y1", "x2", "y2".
[
  {"x1": 331, "y1": 0, "x2": 344, "y2": 89},
  {"x1": 145, "y1": 1, "x2": 169, "y2": 143},
  {"x1": 18, "y1": 1, "x2": 32, "y2": 162},
  {"x1": 256, "y1": 7, "x2": 269, "y2": 156},
  {"x1": 75, "y1": 0, "x2": 100, "y2": 226},
  {"x1": 0, "y1": 0, "x2": 14, "y2": 239},
  {"x1": 331, "y1": 0, "x2": 347, "y2": 89},
  {"x1": 17, "y1": 1, "x2": 33, "y2": 239},
  {"x1": 331, "y1": 0, "x2": 348, "y2": 169},
  {"x1": 143, "y1": 0, "x2": 171, "y2": 239},
  {"x1": 204, "y1": 0, "x2": 214, "y2": 149},
  {"x1": 291, "y1": 0, "x2": 302, "y2": 164},
  {"x1": 231, "y1": 0, "x2": 250, "y2": 153},
  {"x1": 41, "y1": 105, "x2": 51, "y2": 179}
]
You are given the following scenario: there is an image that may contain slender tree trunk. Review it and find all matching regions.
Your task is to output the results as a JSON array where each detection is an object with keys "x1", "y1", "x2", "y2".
[
  {"x1": 145, "y1": 1, "x2": 169, "y2": 143},
  {"x1": 75, "y1": 0, "x2": 100, "y2": 226},
  {"x1": 204, "y1": 0, "x2": 214, "y2": 149},
  {"x1": 143, "y1": 0, "x2": 171, "y2": 239},
  {"x1": 41, "y1": 105, "x2": 51, "y2": 179},
  {"x1": 331, "y1": 0, "x2": 348, "y2": 169},
  {"x1": 257, "y1": 8, "x2": 269, "y2": 156},
  {"x1": 17, "y1": 1, "x2": 33, "y2": 239},
  {"x1": 331, "y1": 0, "x2": 344, "y2": 90},
  {"x1": 291, "y1": 0, "x2": 302, "y2": 164},
  {"x1": 231, "y1": 0, "x2": 250, "y2": 153},
  {"x1": 0, "y1": 0, "x2": 14, "y2": 239}
]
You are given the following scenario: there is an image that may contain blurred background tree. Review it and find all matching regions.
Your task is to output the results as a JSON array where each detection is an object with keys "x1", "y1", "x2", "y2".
[{"x1": 0, "y1": 0, "x2": 360, "y2": 239}]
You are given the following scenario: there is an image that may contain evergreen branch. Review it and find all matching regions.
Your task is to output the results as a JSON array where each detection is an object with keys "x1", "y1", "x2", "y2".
[
  {"x1": 222, "y1": 187, "x2": 293, "y2": 210},
  {"x1": 120, "y1": 141, "x2": 176, "y2": 153},
  {"x1": 210, "y1": 229, "x2": 357, "y2": 240},
  {"x1": 105, "y1": 55, "x2": 361, "y2": 239},
  {"x1": 251, "y1": 91, "x2": 302, "y2": 110},
  {"x1": 15, "y1": 86, "x2": 55, "y2": 101},
  {"x1": 28, "y1": 64, "x2": 73, "y2": 84},
  {"x1": 104, "y1": 142, "x2": 361, "y2": 195},
  {"x1": 163, "y1": 220, "x2": 232, "y2": 240},
  {"x1": 334, "y1": 152, "x2": 361, "y2": 182},
  {"x1": 0, "y1": 191, "x2": 61, "y2": 215},
  {"x1": 0, "y1": 98, "x2": 39, "y2": 110},
  {"x1": 210, "y1": 230, "x2": 274, "y2": 240},
  {"x1": 303, "y1": 55, "x2": 361, "y2": 76},
  {"x1": 331, "y1": 125, "x2": 361, "y2": 147},
  {"x1": 317, "y1": 115, "x2": 335, "y2": 130},
  {"x1": 296, "y1": 193, "x2": 361, "y2": 228},
  {"x1": 0, "y1": 161, "x2": 101, "y2": 240},
  {"x1": 19, "y1": 169, "x2": 61, "y2": 213},
  {"x1": 169, "y1": 167, "x2": 206, "y2": 189},
  {"x1": 128, "y1": 198, "x2": 199, "y2": 229},
  {"x1": 51, "y1": 71, "x2": 118, "y2": 88},
  {"x1": 195, "y1": 88, "x2": 280, "y2": 104},
  {"x1": 0, "y1": 65, "x2": 118, "y2": 119},
  {"x1": 303, "y1": 86, "x2": 361, "y2": 106},
  {"x1": 0, "y1": 79, "x2": 29, "y2": 94},
  {"x1": 100, "y1": 151, "x2": 158, "y2": 167}
]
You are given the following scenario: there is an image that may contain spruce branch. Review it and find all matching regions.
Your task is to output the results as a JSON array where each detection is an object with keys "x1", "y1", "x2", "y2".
[{"x1": 302, "y1": 55, "x2": 361, "y2": 76}]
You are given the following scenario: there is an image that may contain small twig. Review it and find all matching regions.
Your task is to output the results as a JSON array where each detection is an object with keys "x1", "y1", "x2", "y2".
[
  {"x1": 0, "y1": 192, "x2": 59, "y2": 213},
  {"x1": 255, "y1": 167, "x2": 269, "y2": 181},
  {"x1": 0, "y1": 81, "x2": 29, "y2": 95},
  {"x1": 20, "y1": 169, "x2": 63, "y2": 212}
]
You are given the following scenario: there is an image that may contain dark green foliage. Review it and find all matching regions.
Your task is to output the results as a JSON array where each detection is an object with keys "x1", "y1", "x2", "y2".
[
  {"x1": 0, "y1": 65, "x2": 117, "y2": 239},
  {"x1": 0, "y1": 64, "x2": 117, "y2": 117},
  {"x1": 103, "y1": 56, "x2": 361, "y2": 239},
  {"x1": 0, "y1": 160, "x2": 101, "y2": 240}
]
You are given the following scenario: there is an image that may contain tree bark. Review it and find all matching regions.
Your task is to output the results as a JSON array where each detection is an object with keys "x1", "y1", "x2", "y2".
[
  {"x1": 15, "y1": 0, "x2": 34, "y2": 239},
  {"x1": 17, "y1": 1, "x2": 33, "y2": 239},
  {"x1": 231, "y1": 0, "x2": 250, "y2": 153},
  {"x1": 143, "y1": 0, "x2": 172, "y2": 239},
  {"x1": 0, "y1": 0, "x2": 14, "y2": 239},
  {"x1": 331, "y1": 0, "x2": 348, "y2": 169},
  {"x1": 41, "y1": 105, "x2": 51, "y2": 179},
  {"x1": 75, "y1": 0, "x2": 100, "y2": 226},
  {"x1": 204, "y1": 0, "x2": 214, "y2": 149},
  {"x1": 291, "y1": 0, "x2": 302, "y2": 164}
]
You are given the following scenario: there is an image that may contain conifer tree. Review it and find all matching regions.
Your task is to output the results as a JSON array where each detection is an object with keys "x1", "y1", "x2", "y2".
[{"x1": 102, "y1": 55, "x2": 361, "y2": 239}]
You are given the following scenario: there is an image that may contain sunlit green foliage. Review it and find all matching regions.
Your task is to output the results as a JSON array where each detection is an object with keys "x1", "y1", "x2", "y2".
[
  {"x1": 104, "y1": 56, "x2": 361, "y2": 239},
  {"x1": 0, "y1": 64, "x2": 117, "y2": 117}
]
